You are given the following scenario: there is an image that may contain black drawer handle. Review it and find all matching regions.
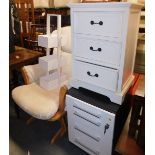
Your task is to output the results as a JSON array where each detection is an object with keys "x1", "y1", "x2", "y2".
[
  {"x1": 90, "y1": 20, "x2": 103, "y2": 25},
  {"x1": 87, "y1": 71, "x2": 99, "y2": 78},
  {"x1": 90, "y1": 46, "x2": 102, "y2": 52}
]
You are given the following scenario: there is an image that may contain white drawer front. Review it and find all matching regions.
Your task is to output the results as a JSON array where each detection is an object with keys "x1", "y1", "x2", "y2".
[
  {"x1": 73, "y1": 116, "x2": 101, "y2": 141},
  {"x1": 74, "y1": 12, "x2": 122, "y2": 38},
  {"x1": 73, "y1": 128, "x2": 100, "y2": 155},
  {"x1": 74, "y1": 37, "x2": 121, "y2": 68},
  {"x1": 73, "y1": 106, "x2": 102, "y2": 141},
  {"x1": 71, "y1": 99, "x2": 103, "y2": 140},
  {"x1": 73, "y1": 61, "x2": 118, "y2": 91},
  {"x1": 73, "y1": 107, "x2": 102, "y2": 127}
]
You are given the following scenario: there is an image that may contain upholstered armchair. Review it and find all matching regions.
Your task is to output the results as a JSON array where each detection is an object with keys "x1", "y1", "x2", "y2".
[{"x1": 12, "y1": 26, "x2": 72, "y2": 144}]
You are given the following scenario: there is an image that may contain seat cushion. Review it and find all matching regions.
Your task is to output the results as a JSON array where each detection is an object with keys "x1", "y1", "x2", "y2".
[{"x1": 12, "y1": 83, "x2": 60, "y2": 120}]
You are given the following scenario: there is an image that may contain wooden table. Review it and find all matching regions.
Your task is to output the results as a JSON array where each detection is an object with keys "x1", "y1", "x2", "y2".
[
  {"x1": 10, "y1": 46, "x2": 44, "y2": 70},
  {"x1": 10, "y1": 46, "x2": 44, "y2": 86}
]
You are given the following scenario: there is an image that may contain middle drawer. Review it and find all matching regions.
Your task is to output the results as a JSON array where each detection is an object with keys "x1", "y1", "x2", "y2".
[
  {"x1": 74, "y1": 36, "x2": 121, "y2": 68},
  {"x1": 73, "y1": 60, "x2": 118, "y2": 91}
]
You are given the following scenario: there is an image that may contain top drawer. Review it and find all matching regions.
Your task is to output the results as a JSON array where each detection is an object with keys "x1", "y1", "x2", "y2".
[{"x1": 73, "y1": 12, "x2": 123, "y2": 38}]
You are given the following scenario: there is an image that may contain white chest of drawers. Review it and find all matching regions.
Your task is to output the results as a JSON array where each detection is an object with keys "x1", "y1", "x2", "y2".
[
  {"x1": 66, "y1": 88, "x2": 130, "y2": 155},
  {"x1": 68, "y1": 2, "x2": 142, "y2": 104}
]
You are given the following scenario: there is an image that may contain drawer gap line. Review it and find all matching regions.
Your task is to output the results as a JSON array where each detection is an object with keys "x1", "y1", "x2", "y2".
[
  {"x1": 73, "y1": 105, "x2": 101, "y2": 118},
  {"x1": 74, "y1": 126, "x2": 100, "y2": 142},
  {"x1": 74, "y1": 112, "x2": 101, "y2": 127}
]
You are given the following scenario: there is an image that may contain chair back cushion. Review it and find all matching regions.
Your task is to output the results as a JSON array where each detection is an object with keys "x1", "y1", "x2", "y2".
[
  {"x1": 23, "y1": 64, "x2": 46, "y2": 84},
  {"x1": 52, "y1": 26, "x2": 71, "y2": 53}
]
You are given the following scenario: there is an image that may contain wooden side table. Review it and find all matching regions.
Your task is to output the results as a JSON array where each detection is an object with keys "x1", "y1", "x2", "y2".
[
  {"x1": 10, "y1": 46, "x2": 44, "y2": 88},
  {"x1": 9, "y1": 46, "x2": 44, "y2": 70}
]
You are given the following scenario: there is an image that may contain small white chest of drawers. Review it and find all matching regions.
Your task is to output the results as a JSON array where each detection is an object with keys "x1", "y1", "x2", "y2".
[
  {"x1": 68, "y1": 2, "x2": 142, "y2": 104},
  {"x1": 66, "y1": 88, "x2": 130, "y2": 155}
]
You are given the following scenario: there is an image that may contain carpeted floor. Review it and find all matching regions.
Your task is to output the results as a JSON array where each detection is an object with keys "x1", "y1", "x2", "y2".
[{"x1": 9, "y1": 99, "x2": 122, "y2": 155}]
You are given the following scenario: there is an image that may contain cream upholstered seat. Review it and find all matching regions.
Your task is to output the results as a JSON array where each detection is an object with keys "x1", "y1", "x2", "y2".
[
  {"x1": 12, "y1": 83, "x2": 68, "y2": 144},
  {"x1": 12, "y1": 26, "x2": 71, "y2": 144},
  {"x1": 12, "y1": 83, "x2": 59, "y2": 120}
]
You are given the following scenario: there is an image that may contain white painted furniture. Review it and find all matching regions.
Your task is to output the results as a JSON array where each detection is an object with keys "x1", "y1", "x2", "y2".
[
  {"x1": 68, "y1": 2, "x2": 142, "y2": 104},
  {"x1": 67, "y1": 96, "x2": 115, "y2": 155},
  {"x1": 38, "y1": 14, "x2": 67, "y2": 90},
  {"x1": 66, "y1": 88, "x2": 130, "y2": 155}
]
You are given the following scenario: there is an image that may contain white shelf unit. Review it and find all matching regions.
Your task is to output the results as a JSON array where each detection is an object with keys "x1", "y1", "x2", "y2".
[
  {"x1": 38, "y1": 14, "x2": 66, "y2": 90},
  {"x1": 39, "y1": 54, "x2": 65, "y2": 72}
]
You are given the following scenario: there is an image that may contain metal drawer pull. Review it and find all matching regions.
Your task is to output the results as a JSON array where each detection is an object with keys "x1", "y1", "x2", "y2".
[
  {"x1": 75, "y1": 138, "x2": 99, "y2": 155},
  {"x1": 73, "y1": 105, "x2": 101, "y2": 118},
  {"x1": 90, "y1": 46, "x2": 102, "y2": 52},
  {"x1": 74, "y1": 125, "x2": 100, "y2": 142},
  {"x1": 90, "y1": 20, "x2": 103, "y2": 26},
  {"x1": 74, "y1": 111, "x2": 101, "y2": 126},
  {"x1": 87, "y1": 71, "x2": 99, "y2": 78}
]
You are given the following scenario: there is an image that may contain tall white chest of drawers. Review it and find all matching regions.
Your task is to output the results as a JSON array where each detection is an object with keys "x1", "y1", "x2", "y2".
[{"x1": 68, "y1": 2, "x2": 142, "y2": 105}]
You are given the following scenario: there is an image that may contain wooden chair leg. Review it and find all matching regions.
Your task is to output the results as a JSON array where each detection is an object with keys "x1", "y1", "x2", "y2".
[
  {"x1": 26, "y1": 117, "x2": 36, "y2": 125},
  {"x1": 50, "y1": 117, "x2": 67, "y2": 144},
  {"x1": 60, "y1": 117, "x2": 67, "y2": 137}
]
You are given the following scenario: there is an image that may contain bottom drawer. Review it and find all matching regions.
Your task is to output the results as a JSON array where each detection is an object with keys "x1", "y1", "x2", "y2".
[
  {"x1": 73, "y1": 60, "x2": 118, "y2": 91},
  {"x1": 73, "y1": 128, "x2": 100, "y2": 155}
]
